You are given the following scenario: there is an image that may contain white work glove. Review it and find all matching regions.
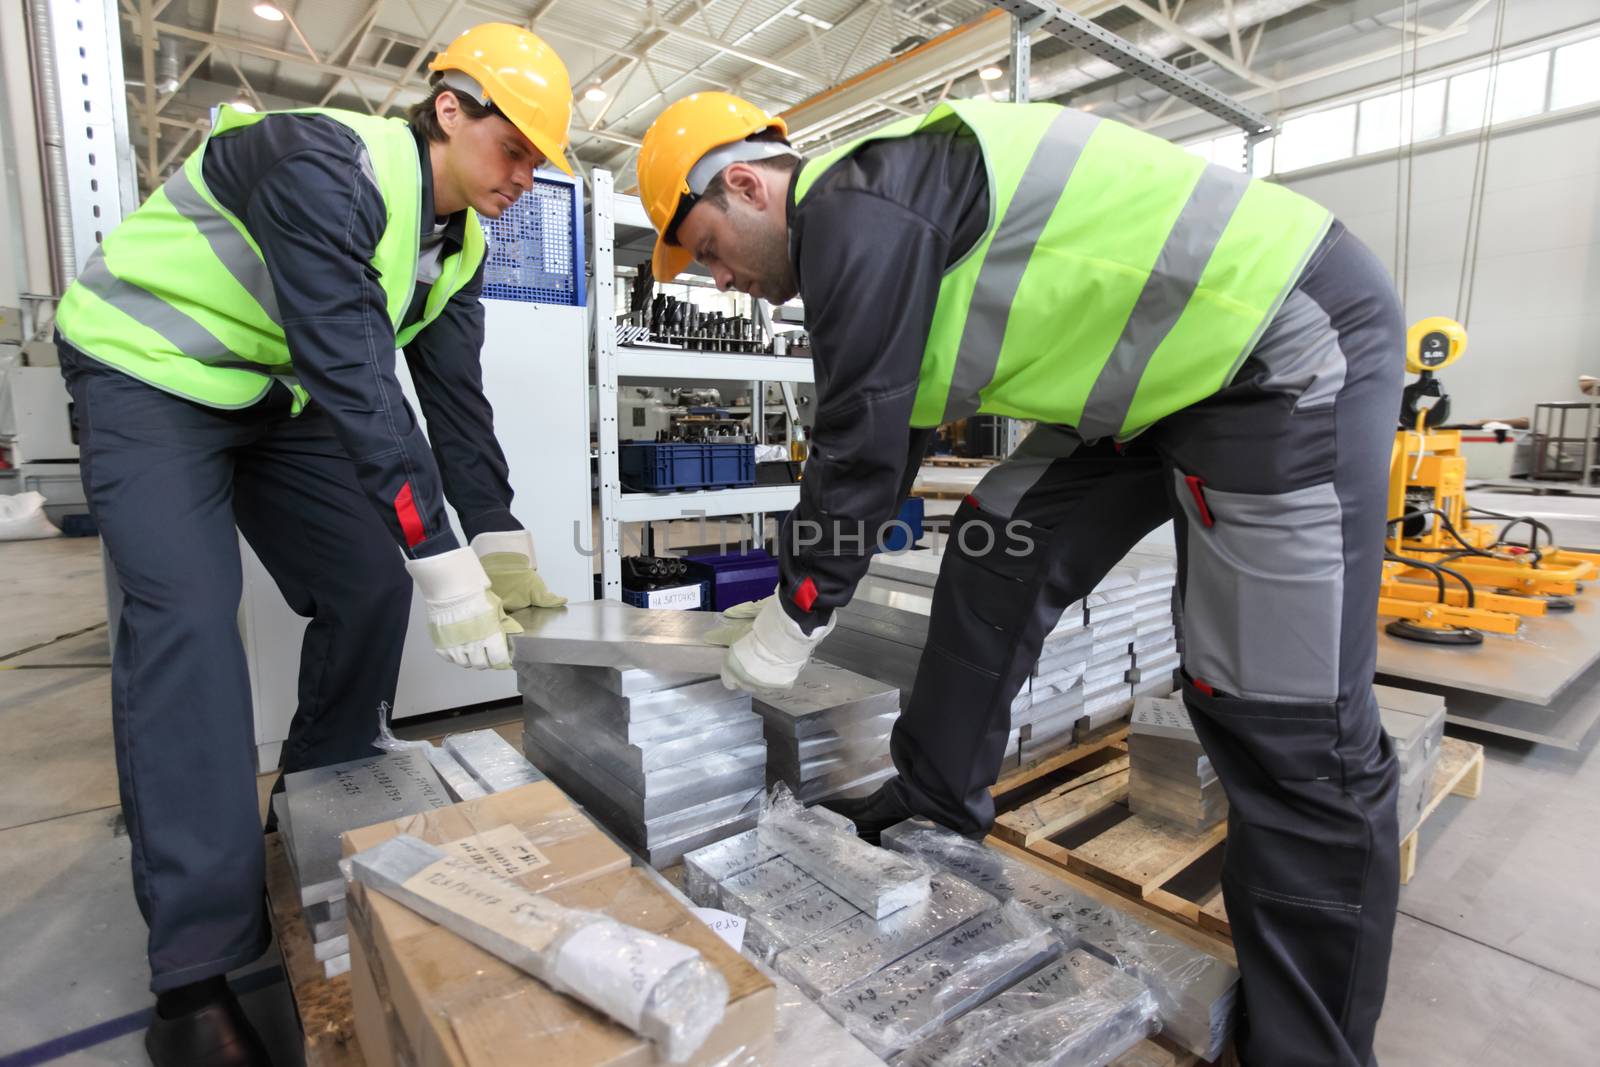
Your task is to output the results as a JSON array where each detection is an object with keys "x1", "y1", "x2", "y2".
[
  {"x1": 471, "y1": 529, "x2": 567, "y2": 610},
  {"x1": 719, "y1": 595, "x2": 835, "y2": 693},
  {"x1": 406, "y1": 547, "x2": 523, "y2": 670}
]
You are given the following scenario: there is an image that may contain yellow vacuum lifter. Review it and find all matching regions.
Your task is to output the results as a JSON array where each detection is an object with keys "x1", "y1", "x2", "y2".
[{"x1": 1381, "y1": 317, "x2": 1600, "y2": 644}]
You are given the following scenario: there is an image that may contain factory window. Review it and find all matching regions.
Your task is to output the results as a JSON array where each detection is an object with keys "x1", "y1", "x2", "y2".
[
  {"x1": 1551, "y1": 37, "x2": 1600, "y2": 111},
  {"x1": 1274, "y1": 104, "x2": 1357, "y2": 173},
  {"x1": 1182, "y1": 32, "x2": 1600, "y2": 179},
  {"x1": 1445, "y1": 52, "x2": 1549, "y2": 135},
  {"x1": 1355, "y1": 81, "x2": 1445, "y2": 155}
]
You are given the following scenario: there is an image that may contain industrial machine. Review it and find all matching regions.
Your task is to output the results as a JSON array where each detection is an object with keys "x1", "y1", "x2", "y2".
[{"x1": 1380, "y1": 317, "x2": 1600, "y2": 644}]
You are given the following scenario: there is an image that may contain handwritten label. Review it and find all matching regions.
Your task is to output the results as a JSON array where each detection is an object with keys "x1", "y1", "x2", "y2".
[
  {"x1": 692, "y1": 907, "x2": 747, "y2": 953},
  {"x1": 398, "y1": 854, "x2": 564, "y2": 954},
  {"x1": 443, "y1": 825, "x2": 552, "y2": 880}
]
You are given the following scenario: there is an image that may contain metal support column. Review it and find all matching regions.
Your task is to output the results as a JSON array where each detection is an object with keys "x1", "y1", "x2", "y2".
[{"x1": 592, "y1": 168, "x2": 624, "y2": 598}]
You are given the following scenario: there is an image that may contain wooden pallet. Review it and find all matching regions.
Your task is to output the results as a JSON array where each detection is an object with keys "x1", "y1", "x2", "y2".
[
  {"x1": 990, "y1": 722, "x2": 1131, "y2": 799},
  {"x1": 994, "y1": 735, "x2": 1486, "y2": 942},
  {"x1": 264, "y1": 834, "x2": 366, "y2": 1067},
  {"x1": 1398, "y1": 735, "x2": 1485, "y2": 884},
  {"x1": 923, "y1": 456, "x2": 999, "y2": 468}
]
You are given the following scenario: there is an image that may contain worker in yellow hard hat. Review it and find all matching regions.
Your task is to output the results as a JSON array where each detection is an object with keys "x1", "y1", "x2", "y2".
[
  {"x1": 51, "y1": 23, "x2": 573, "y2": 1065},
  {"x1": 641, "y1": 90, "x2": 1407, "y2": 1067}
]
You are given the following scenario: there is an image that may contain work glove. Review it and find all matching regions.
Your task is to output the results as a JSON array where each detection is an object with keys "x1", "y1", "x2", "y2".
[
  {"x1": 720, "y1": 593, "x2": 772, "y2": 621},
  {"x1": 471, "y1": 530, "x2": 567, "y2": 610},
  {"x1": 405, "y1": 547, "x2": 523, "y2": 670},
  {"x1": 719, "y1": 595, "x2": 835, "y2": 694}
]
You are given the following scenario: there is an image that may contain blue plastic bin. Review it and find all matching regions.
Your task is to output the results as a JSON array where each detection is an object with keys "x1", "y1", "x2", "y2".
[
  {"x1": 619, "y1": 441, "x2": 756, "y2": 491},
  {"x1": 683, "y1": 550, "x2": 779, "y2": 612}
]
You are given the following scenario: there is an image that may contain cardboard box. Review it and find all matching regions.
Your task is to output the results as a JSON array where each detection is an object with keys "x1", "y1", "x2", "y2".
[{"x1": 342, "y1": 781, "x2": 775, "y2": 1066}]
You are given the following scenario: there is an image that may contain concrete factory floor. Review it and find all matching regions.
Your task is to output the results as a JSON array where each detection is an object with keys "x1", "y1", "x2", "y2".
[{"x1": 2, "y1": 535, "x2": 1597, "y2": 1065}]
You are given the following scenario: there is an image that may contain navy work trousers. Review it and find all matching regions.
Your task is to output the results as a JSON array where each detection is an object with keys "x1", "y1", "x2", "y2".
[
  {"x1": 888, "y1": 223, "x2": 1404, "y2": 1066},
  {"x1": 59, "y1": 343, "x2": 410, "y2": 993}
]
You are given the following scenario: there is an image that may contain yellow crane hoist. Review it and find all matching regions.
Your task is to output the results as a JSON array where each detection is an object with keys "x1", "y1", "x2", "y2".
[{"x1": 1381, "y1": 317, "x2": 1600, "y2": 645}]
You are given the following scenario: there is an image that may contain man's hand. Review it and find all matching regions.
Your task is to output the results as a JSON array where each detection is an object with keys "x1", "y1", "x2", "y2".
[
  {"x1": 720, "y1": 595, "x2": 835, "y2": 693},
  {"x1": 472, "y1": 530, "x2": 567, "y2": 610},
  {"x1": 406, "y1": 547, "x2": 523, "y2": 669}
]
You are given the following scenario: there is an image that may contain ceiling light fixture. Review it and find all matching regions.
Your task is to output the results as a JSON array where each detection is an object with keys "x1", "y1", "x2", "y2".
[
  {"x1": 230, "y1": 98, "x2": 258, "y2": 113},
  {"x1": 252, "y1": 3, "x2": 285, "y2": 21},
  {"x1": 979, "y1": 65, "x2": 1003, "y2": 81},
  {"x1": 584, "y1": 84, "x2": 607, "y2": 102},
  {"x1": 788, "y1": 10, "x2": 835, "y2": 31}
]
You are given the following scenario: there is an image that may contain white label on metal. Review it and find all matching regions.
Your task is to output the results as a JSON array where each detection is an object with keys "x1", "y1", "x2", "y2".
[{"x1": 692, "y1": 907, "x2": 747, "y2": 953}]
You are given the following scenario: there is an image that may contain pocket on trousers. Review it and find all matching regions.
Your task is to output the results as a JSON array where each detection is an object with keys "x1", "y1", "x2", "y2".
[{"x1": 1175, "y1": 472, "x2": 1345, "y2": 704}]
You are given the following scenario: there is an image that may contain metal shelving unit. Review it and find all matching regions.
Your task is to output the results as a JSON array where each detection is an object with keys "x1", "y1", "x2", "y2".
[{"x1": 590, "y1": 168, "x2": 815, "y2": 599}]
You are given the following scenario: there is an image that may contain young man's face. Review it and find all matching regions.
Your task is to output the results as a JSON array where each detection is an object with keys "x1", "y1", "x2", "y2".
[
  {"x1": 674, "y1": 164, "x2": 798, "y2": 303},
  {"x1": 438, "y1": 94, "x2": 544, "y2": 218}
]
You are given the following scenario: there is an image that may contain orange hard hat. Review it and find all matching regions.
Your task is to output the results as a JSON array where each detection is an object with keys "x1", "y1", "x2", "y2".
[
  {"x1": 429, "y1": 23, "x2": 574, "y2": 175},
  {"x1": 637, "y1": 92, "x2": 790, "y2": 280}
]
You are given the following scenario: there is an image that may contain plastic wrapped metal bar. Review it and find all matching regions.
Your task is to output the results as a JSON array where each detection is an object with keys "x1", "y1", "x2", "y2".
[
  {"x1": 881, "y1": 820, "x2": 1238, "y2": 1060},
  {"x1": 774, "y1": 874, "x2": 995, "y2": 998},
  {"x1": 682, "y1": 828, "x2": 779, "y2": 907},
  {"x1": 346, "y1": 834, "x2": 729, "y2": 1063},
  {"x1": 820, "y1": 902, "x2": 1062, "y2": 1058},
  {"x1": 893, "y1": 948, "x2": 1159, "y2": 1067},
  {"x1": 441, "y1": 729, "x2": 545, "y2": 793},
  {"x1": 758, "y1": 785, "x2": 930, "y2": 918},
  {"x1": 744, "y1": 883, "x2": 860, "y2": 962}
]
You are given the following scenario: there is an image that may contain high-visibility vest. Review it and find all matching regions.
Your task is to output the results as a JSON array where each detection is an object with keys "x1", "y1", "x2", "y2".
[
  {"x1": 794, "y1": 100, "x2": 1332, "y2": 439},
  {"x1": 55, "y1": 105, "x2": 485, "y2": 412}
]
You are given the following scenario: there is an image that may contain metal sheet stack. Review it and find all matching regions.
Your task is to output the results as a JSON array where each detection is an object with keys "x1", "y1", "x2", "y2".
[
  {"x1": 1126, "y1": 697, "x2": 1228, "y2": 832},
  {"x1": 1376, "y1": 684, "x2": 1447, "y2": 838},
  {"x1": 821, "y1": 545, "x2": 1181, "y2": 766},
  {"x1": 272, "y1": 749, "x2": 452, "y2": 977},
  {"x1": 753, "y1": 660, "x2": 902, "y2": 804},
  {"x1": 516, "y1": 660, "x2": 767, "y2": 867}
]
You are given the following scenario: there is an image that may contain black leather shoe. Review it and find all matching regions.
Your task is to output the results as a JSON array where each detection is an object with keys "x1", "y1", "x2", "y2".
[
  {"x1": 145, "y1": 987, "x2": 273, "y2": 1067},
  {"x1": 821, "y1": 783, "x2": 918, "y2": 846}
]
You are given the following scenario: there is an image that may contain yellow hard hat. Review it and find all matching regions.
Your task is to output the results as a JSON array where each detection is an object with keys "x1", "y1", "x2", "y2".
[
  {"x1": 429, "y1": 23, "x2": 574, "y2": 175},
  {"x1": 637, "y1": 92, "x2": 790, "y2": 280},
  {"x1": 1406, "y1": 316, "x2": 1467, "y2": 375}
]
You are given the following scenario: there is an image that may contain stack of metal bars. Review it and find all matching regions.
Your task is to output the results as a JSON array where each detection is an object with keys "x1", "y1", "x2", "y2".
[
  {"x1": 822, "y1": 544, "x2": 1181, "y2": 768},
  {"x1": 881, "y1": 818, "x2": 1239, "y2": 1062},
  {"x1": 753, "y1": 660, "x2": 902, "y2": 804},
  {"x1": 272, "y1": 749, "x2": 452, "y2": 977},
  {"x1": 517, "y1": 661, "x2": 767, "y2": 867},
  {"x1": 1375, "y1": 684, "x2": 1447, "y2": 839},
  {"x1": 1126, "y1": 697, "x2": 1228, "y2": 832},
  {"x1": 681, "y1": 804, "x2": 1073, "y2": 1059}
]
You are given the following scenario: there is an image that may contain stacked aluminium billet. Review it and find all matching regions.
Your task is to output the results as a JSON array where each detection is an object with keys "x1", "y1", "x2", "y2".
[
  {"x1": 682, "y1": 787, "x2": 1083, "y2": 1059},
  {"x1": 517, "y1": 658, "x2": 767, "y2": 868},
  {"x1": 273, "y1": 750, "x2": 451, "y2": 977},
  {"x1": 1126, "y1": 697, "x2": 1227, "y2": 832},
  {"x1": 838, "y1": 546, "x2": 1180, "y2": 765},
  {"x1": 754, "y1": 660, "x2": 902, "y2": 804},
  {"x1": 882, "y1": 818, "x2": 1238, "y2": 1062},
  {"x1": 1375, "y1": 685, "x2": 1447, "y2": 838}
]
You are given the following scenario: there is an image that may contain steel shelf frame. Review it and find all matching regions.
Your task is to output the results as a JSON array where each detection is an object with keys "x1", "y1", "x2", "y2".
[{"x1": 591, "y1": 168, "x2": 813, "y2": 600}]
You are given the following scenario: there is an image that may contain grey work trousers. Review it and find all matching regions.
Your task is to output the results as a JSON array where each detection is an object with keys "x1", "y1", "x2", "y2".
[
  {"x1": 887, "y1": 222, "x2": 1403, "y2": 1066},
  {"x1": 58, "y1": 343, "x2": 411, "y2": 993}
]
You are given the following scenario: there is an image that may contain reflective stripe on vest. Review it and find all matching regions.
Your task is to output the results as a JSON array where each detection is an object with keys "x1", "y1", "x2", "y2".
[
  {"x1": 55, "y1": 105, "x2": 485, "y2": 411},
  {"x1": 793, "y1": 101, "x2": 1332, "y2": 438}
]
